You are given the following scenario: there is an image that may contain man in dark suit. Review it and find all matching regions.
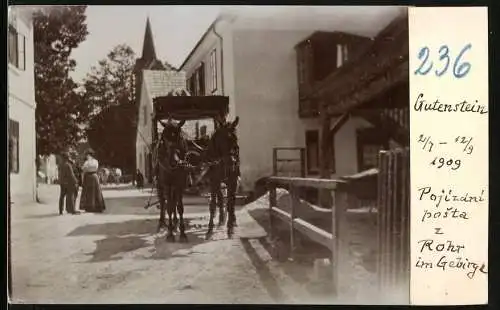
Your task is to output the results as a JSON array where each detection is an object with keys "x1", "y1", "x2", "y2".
[{"x1": 58, "y1": 152, "x2": 79, "y2": 215}]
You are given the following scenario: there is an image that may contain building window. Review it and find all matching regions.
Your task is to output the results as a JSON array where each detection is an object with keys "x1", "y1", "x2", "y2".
[
  {"x1": 195, "y1": 121, "x2": 200, "y2": 139},
  {"x1": 186, "y1": 76, "x2": 192, "y2": 94},
  {"x1": 306, "y1": 130, "x2": 319, "y2": 174},
  {"x1": 361, "y1": 145, "x2": 380, "y2": 169},
  {"x1": 356, "y1": 128, "x2": 387, "y2": 172},
  {"x1": 9, "y1": 119, "x2": 19, "y2": 174},
  {"x1": 200, "y1": 125, "x2": 207, "y2": 138},
  {"x1": 197, "y1": 62, "x2": 205, "y2": 96},
  {"x1": 210, "y1": 49, "x2": 218, "y2": 93},
  {"x1": 187, "y1": 63, "x2": 205, "y2": 96},
  {"x1": 189, "y1": 75, "x2": 196, "y2": 95},
  {"x1": 336, "y1": 44, "x2": 349, "y2": 68},
  {"x1": 342, "y1": 44, "x2": 349, "y2": 63},
  {"x1": 305, "y1": 130, "x2": 336, "y2": 174},
  {"x1": 8, "y1": 25, "x2": 26, "y2": 71}
]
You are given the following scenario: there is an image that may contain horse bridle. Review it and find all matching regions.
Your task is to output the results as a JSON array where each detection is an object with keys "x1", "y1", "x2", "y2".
[{"x1": 156, "y1": 139, "x2": 192, "y2": 172}]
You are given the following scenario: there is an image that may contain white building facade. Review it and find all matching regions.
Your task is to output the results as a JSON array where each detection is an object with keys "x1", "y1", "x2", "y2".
[
  {"x1": 135, "y1": 70, "x2": 187, "y2": 183},
  {"x1": 8, "y1": 7, "x2": 37, "y2": 204},
  {"x1": 180, "y1": 7, "x2": 406, "y2": 192}
]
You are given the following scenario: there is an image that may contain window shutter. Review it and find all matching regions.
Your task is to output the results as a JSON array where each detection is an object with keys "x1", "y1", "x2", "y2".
[
  {"x1": 9, "y1": 119, "x2": 19, "y2": 173},
  {"x1": 211, "y1": 50, "x2": 217, "y2": 92},
  {"x1": 336, "y1": 44, "x2": 342, "y2": 68},
  {"x1": 305, "y1": 130, "x2": 320, "y2": 173},
  {"x1": 18, "y1": 33, "x2": 25, "y2": 70},
  {"x1": 198, "y1": 62, "x2": 205, "y2": 95},
  {"x1": 343, "y1": 44, "x2": 349, "y2": 63},
  {"x1": 8, "y1": 26, "x2": 18, "y2": 66}
]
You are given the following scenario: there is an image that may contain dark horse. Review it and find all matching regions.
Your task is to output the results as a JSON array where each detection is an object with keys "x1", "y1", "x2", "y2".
[
  {"x1": 155, "y1": 119, "x2": 189, "y2": 242},
  {"x1": 205, "y1": 116, "x2": 240, "y2": 239}
]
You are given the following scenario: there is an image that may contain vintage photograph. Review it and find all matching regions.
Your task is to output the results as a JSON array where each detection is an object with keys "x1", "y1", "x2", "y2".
[{"x1": 8, "y1": 5, "x2": 410, "y2": 304}]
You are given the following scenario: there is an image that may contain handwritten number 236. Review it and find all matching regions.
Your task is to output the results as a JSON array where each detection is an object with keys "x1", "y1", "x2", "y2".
[{"x1": 414, "y1": 44, "x2": 472, "y2": 78}]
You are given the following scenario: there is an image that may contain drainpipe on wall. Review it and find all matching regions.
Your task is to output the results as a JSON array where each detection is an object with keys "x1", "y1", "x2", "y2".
[
  {"x1": 211, "y1": 18, "x2": 225, "y2": 132},
  {"x1": 212, "y1": 15, "x2": 237, "y2": 128},
  {"x1": 211, "y1": 19, "x2": 225, "y2": 96}
]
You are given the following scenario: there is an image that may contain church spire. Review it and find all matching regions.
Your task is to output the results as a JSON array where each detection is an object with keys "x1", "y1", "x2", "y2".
[{"x1": 141, "y1": 17, "x2": 157, "y2": 61}]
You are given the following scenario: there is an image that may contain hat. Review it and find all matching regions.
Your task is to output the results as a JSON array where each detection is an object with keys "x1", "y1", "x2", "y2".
[{"x1": 85, "y1": 148, "x2": 95, "y2": 157}]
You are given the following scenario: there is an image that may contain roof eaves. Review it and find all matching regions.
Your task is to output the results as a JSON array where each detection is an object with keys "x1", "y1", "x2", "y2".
[{"x1": 179, "y1": 15, "x2": 226, "y2": 71}]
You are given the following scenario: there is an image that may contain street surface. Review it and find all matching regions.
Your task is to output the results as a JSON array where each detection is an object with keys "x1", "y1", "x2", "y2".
[{"x1": 11, "y1": 184, "x2": 338, "y2": 304}]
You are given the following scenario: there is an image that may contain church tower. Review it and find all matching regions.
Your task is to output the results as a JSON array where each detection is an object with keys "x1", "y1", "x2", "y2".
[
  {"x1": 133, "y1": 18, "x2": 167, "y2": 109},
  {"x1": 131, "y1": 18, "x2": 169, "y2": 176}
]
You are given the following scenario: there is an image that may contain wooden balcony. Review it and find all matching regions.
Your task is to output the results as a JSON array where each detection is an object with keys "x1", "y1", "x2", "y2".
[
  {"x1": 298, "y1": 98, "x2": 320, "y2": 118},
  {"x1": 307, "y1": 13, "x2": 409, "y2": 117},
  {"x1": 295, "y1": 31, "x2": 372, "y2": 119},
  {"x1": 355, "y1": 106, "x2": 410, "y2": 147}
]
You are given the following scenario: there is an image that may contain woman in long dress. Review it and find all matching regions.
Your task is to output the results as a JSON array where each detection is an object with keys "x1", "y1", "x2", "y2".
[{"x1": 79, "y1": 149, "x2": 106, "y2": 213}]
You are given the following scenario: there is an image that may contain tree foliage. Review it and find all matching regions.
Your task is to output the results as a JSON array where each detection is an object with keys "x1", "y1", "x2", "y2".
[
  {"x1": 83, "y1": 44, "x2": 136, "y2": 115},
  {"x1": 33, "y1": 6, "x2": 90, "y2": 156},
  {"x1": 86, "y1": 104, "x2": 136, "y2": 172},
  {"x1": 83, "y1": 44, "x2": 137, "y2": 173}
]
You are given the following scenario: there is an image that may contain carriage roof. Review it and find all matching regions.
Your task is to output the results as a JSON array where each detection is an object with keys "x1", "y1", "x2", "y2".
[{"x1": 153, "y1": 96, "x2": 229, "y2": 121}]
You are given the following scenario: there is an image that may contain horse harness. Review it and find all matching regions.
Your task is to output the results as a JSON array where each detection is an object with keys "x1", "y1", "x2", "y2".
[{"x1": 152, "y1": 134, "x2": 240, "y2": 183}]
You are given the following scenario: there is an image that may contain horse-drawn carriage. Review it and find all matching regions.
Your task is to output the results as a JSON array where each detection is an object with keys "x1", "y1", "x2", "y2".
[{"x1": 147, "y1": 91, "x2": 240, "y2": 242}]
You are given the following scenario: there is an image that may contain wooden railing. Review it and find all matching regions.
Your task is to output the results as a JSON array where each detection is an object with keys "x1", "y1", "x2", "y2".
[
  {"x1": 380, "y1": 107, "x2": 410, "y2": 131},
  {"x1": 267, "y1": 176, "x2": 347, "y2": 295},
  {"x1": 272, "y1": 147, "x2": 306, "y2": 178},
  {"x1": 357, "y1": 107, "x2": 410, "y2": 146},
  {"x1": 267, "y1": 149, "x2": 410, "y2": 300}
]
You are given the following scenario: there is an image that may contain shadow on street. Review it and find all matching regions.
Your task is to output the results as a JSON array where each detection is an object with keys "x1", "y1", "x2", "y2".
[
  {"x1": 101, "y1": 184, "x2": 136, "y2": 191},
  {"x1": 67, "y1": 218, "x2": 159, "y2": 237},
  {"x1": 25, "y1": 213, "x2": 64, "y2": 219},
  {"x1": 67, "y1": 217, "x2": 212, "y2": 263},
  {"x1": 100, "y1": 195, "x2": 241, "y2": 216}
]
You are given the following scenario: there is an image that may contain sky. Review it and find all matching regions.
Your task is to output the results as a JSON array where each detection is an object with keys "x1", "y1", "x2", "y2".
[
  {"x1": 69, "y1": 5, "x2": 222, "y2": 83},
  {"x1": 68, "y1": 5, "x2": 404, "y2": 84}
]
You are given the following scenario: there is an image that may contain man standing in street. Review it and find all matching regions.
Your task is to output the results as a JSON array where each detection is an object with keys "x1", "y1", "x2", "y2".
[{"x1": 58, "y1": 152, "x2": 79, "y2": 215}]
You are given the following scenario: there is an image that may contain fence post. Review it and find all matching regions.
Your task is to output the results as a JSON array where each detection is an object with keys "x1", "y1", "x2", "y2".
[
  {"x1": 400, "y1": 148, "x2": 410, "y2": 298},
  {"x1": 332, "y1": 183, "x2": 348, "y2": 297},
  {"x1": 289, "y1": 185, "x2": 298, "y2": 260},
  {"x1": 272, "y1": 148, "x2": 277, "y2": 176},
  {"x1": 269, "y1": 182, "x2": 277, "y2": 239},
  {"x1": 378, "y1": 151, "x2": 389, "y2": 292}
]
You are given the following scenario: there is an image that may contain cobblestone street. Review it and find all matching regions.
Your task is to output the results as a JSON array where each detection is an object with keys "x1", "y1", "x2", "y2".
[{"x1": 11, "y1": 184, "x2": 337, "y2": 304}]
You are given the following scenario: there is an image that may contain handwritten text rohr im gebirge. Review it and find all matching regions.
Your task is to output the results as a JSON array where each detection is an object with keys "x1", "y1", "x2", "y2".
[{"x1": 415, "y1": 239, "x2": 487, "y2": 279}]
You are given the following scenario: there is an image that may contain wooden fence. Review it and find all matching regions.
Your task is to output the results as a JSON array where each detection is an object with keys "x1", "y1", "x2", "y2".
[
  {"x1": 377, "y1": 148, "x2": 410, "y2": 296},
  {"x1": 267, "y1": 176, "x2": 346, "y2": 295},
  {"x1": 267, "y1": 147, "x2": 410, "y2": 298}
]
